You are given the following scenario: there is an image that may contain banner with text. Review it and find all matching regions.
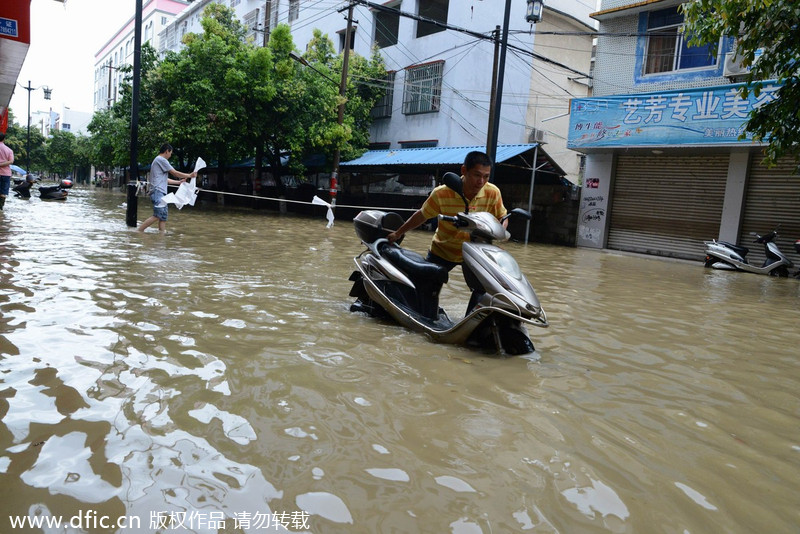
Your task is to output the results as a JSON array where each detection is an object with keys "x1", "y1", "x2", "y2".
[{"x1": 567, "y1": 81, "x2": 782, "y2": 149}]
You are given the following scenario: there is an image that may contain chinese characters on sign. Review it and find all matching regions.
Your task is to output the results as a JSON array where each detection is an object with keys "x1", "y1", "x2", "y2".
[{"x1": 567, "y1": 82, "x2": 782, "y2": 148}]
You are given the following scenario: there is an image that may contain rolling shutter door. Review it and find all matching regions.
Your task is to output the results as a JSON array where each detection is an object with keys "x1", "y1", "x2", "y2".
[
  {"x1": 739, "y1": 157, "x2": 800, "y2": 267},
  {"x1": 607, "y1": 154, "x2": 728, "y2": 260}
]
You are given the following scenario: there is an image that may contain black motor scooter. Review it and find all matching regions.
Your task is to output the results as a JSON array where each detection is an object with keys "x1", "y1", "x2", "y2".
[{"x1": 39, "y1": 178, "x2": 73, "y2": 201}]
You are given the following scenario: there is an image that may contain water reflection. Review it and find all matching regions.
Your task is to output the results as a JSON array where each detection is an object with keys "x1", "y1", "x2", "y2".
[{"x1": 0, "y1": 186, "x2": 798, "y2": 533}]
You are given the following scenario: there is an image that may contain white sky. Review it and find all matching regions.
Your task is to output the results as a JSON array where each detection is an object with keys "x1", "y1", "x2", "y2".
[{"x1": 8, "y1": 0, "x2": 135, "y2": 123}]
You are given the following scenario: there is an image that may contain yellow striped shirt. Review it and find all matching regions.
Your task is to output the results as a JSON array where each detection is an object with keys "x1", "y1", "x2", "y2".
[{"x1": 420, "y1": 181, "x2": 507, "y2": 263}]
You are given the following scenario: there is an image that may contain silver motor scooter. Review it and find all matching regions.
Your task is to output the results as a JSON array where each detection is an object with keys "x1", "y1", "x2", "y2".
[
  {"x1": 348, "y1": 172, "x2": 548, "y2": 356},
  {"x1": 704, "y1": 227, "x2": 794, "y2": 277}
]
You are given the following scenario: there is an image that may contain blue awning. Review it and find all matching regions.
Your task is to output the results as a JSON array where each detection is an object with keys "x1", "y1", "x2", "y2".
[{"x1": 340, "y1": 144, "x2": 566, "y2": 178}]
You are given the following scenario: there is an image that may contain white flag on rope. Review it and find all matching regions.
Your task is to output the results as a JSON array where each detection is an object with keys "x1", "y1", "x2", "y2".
[{"x1": 311, "y1": 195, "x2": 335, "y2": 228}]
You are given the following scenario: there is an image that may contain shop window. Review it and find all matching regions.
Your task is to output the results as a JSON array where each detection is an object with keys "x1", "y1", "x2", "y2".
[{"x1": 402, "y1": 61, "x2": 444, "y2": 115}]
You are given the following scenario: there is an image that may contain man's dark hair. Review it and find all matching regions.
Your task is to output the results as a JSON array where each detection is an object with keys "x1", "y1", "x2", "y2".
[
  {"x1": 159, "y1": 142, "x2": 173, "y2": 154},
  {"x1": 0, "y1": 132, "x2": 5, "y2": 142},
  {"x1": 463, "y1": 151, "x2": 492, "y2": 170}
]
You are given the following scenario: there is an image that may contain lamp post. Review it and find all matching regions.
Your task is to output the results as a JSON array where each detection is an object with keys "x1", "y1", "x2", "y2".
[{"x1": 20, "y1": 81, "x2": 51, "y2": 175}]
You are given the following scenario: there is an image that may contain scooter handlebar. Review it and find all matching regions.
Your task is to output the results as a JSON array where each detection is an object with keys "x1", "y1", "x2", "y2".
[{"x1": 438, "y1": 214, "x2": 464, "y2": 226}]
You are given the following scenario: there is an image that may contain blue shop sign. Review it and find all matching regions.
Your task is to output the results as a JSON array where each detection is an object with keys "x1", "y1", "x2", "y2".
[
  {"x1": 567, "y1": 81, "x2": 782, "y2": 149},
  {"x1": 0, "y1": 18, "x2": 19, "y2": 38}
]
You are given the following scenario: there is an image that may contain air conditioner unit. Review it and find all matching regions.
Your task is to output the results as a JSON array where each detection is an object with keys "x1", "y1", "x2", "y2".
[
  {"x1": 528, "y1": 128, "x2": 547, "y2": 144},
  {"x1": 723, "y1": 52, "x2": 750, "y2": 79}
]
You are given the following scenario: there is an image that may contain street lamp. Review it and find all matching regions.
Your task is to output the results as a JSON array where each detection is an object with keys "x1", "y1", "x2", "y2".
[
  {"x1": 19, "y1": 80, "x2": 51, "y2": 175},
  {"x1": 526, "y1": 0, "x2": 544, "y2": 24}
]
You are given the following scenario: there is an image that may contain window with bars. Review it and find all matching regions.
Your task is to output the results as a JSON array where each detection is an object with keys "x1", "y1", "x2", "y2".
[
  {"x1": 644, "y1": 7, "x2": 718, "y2": 75},
  {"x1": 289, "y1": 0, "x2": 299, "y2": 22},
  {"x1": 402, "y1": 61, "x2": 443, "y2": 115},
  {"x1": 244, "y1": 8, "x2": 260, "y2": 41},
  {"x1": 371, "y1": 71, "x2": 396, "y2": 119}
]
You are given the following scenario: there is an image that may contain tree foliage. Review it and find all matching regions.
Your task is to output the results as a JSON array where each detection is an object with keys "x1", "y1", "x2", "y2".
[
  {"x1": 682, "y1": 0, "x2": 800, "y2": 165},
  {"x1": 10, "y1": 6, "x2": 387, "y2": 183},
  {"x1": 85, "y1": 4, "x2": 385, "y2": 187},
  {"x1": 3, "y1": 109, "x2": 47, "y2": 174}
]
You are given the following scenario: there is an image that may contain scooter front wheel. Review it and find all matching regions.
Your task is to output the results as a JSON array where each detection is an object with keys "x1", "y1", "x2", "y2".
[{"x1": 770, "y1": 266, "x2": 789, "y2": 278}]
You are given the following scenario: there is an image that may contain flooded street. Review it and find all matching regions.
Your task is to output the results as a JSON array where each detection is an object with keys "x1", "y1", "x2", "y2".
[{"x1": 1, "y1": 185, "x2": 799, "y2": 533}]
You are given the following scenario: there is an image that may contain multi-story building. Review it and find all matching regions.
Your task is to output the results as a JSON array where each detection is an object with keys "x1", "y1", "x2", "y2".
[
  {"x1": 568, "y1": 0, "x2": 799, "y2": 263},
  {"x1": 93, "y1": 0, "x2": 191, "y2": 111},
  {"x1": 155, "y1": 0, "x2": 595, "y2": 184}
]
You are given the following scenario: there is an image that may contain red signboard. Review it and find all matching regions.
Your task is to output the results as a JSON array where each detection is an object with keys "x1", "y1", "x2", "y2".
[{"x1": 0, "y1": 0, "x2": 30, "y2": 44}]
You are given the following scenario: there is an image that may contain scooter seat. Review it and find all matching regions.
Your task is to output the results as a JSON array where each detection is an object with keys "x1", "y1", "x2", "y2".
[
  {"x1": 718, "y1": 241, "x2": 749, "y2": 257},
  {"x1": 380, "y1": 245, "x2": 449, "y2": 286}
]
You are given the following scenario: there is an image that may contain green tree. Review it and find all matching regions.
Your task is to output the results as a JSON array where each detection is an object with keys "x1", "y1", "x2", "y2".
[
  {"x1": 263, "y1": 27, "x2": 386, "y2": 187},
  {"x1": 86, "y1": 5, "x2": 386, "y2": 191},
  {"x1": 681, "y1": 0, "x2": 800, "y2": 165},
  {"x1": 149, "y1": 3, "x2": 249, "y2": 174},
  {"x1": 3, "y1": 109, "x2": 47, "y2": 174},
  {"x1": 47, "y1": 130, "x2": 79, "y2": 177}
]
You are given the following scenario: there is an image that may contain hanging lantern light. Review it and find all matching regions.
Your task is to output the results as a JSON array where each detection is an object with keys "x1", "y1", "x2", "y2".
[{"x1": 526, "y1": 0, "x2": 544, "y2": 23}]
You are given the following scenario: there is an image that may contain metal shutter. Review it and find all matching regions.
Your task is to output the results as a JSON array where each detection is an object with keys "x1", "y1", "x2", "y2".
[
  {"x1": 608, "y1": 154, "x2": 729, "y2": 260},
  {"x1": 739, "y1": 157, "x2": 800, "y2": 267}
]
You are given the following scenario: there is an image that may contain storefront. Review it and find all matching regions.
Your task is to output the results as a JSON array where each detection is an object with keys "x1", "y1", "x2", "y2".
[{"x1": 568, "y1": 81, "x2": 800, "y2": 263}]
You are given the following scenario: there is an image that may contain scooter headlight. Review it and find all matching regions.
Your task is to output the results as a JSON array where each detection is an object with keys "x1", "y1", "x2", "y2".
[{"x1": 482, "y1": 249, "x2": 523, "y2": 280}]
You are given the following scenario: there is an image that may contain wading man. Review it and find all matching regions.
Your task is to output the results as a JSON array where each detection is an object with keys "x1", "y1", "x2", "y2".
[
  {"x1": 137, "y1": 143, "x2": 197, "y2": 233},
  {"x1": 387, "y1": 150, "x2": 508, "y2": 271}
]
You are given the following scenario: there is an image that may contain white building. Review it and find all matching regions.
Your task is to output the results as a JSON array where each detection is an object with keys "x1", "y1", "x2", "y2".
[
  {"x1": 154, "y1": 0, "x2": 595, "y2": 183},
  {"x1": 93, "y1": 0, "x2": 191, "y2": 111}
]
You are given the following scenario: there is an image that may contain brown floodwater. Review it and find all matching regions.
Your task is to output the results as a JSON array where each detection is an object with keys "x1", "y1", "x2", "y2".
[{"x1": 1, "y1": 185, "x2": 799, "y2": 533}]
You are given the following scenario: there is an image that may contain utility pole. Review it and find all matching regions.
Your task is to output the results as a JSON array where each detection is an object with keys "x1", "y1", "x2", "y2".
[
  {"x1": 330, "y1": 2, "x2": 354, "y2": 209},
  {"x1": 485, "y1": 25, "x2": 501, "y2": 155},
  {"x1": 125, "y1": 0, "x2": 143, "y2": 227},
  {"x1": 106, "y1": 60, "x2": 117, "y2": 109},
  {"x1": 262, "y1": 0, "x2": 272, "y2": 46},
  {"x1": 486, "y1": 0, "x2": 512, "y2": 180}
]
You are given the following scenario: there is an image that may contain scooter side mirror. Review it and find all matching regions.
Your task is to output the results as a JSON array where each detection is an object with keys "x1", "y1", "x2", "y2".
[
  {"x1": 442, "y1": 172, "x2": 469, "y2": 213},
  {"x1": 507, "y1": 207, "x2": 532, "y2": 221}
]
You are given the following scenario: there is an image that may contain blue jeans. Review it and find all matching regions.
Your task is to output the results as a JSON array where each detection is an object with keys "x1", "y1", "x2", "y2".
[
  {"x1": 151, "y1": 190, "x2": 168, "y2": 221},
  {"x1": 0, "y1": 175, "x2": 10, "y2": 196}
]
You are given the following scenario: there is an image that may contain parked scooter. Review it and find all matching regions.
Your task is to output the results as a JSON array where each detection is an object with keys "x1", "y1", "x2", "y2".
[
  {"x1": 38, "y1": 178, "x2": 73, "y2": 201},
  {"x1": 704, "y1": 227, "x2": 795, "y2": 277},
  {"x1": 795, "y1": 239, "x2": 800, "y2": 278},
  {"x1": 348, "y1": 172, "x2": 548, "y2": 356}
]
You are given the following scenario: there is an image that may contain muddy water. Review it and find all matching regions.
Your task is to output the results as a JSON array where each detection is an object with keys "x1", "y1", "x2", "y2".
[{"x1": 1, "y1": 186, "x2": 798, "y2": 533}]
